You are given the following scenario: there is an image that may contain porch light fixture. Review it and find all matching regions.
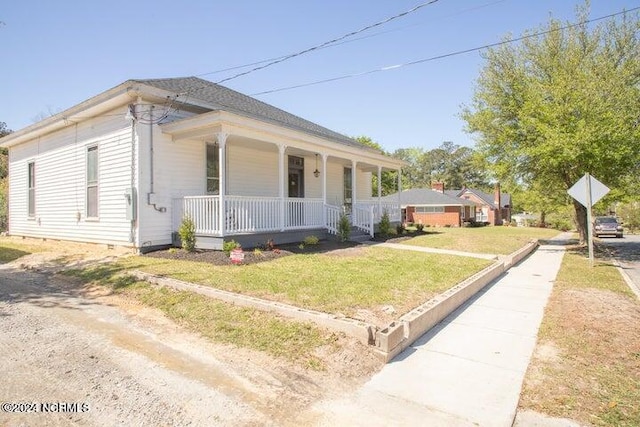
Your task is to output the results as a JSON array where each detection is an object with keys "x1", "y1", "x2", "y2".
[{"x1": 313, "y1": 154, "x2": 320, "y2": 178}]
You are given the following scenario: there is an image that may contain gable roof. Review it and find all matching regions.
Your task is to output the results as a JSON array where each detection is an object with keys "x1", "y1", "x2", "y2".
[
  {"x1": 1, "y1": 76, "x2": 381, "y2": 155},
  {"x1": 133, "y1": 77, "x2": 378, "y2": 152},
  {"x1": 381, "y1": 189, "x2": 477, "y2": 207},
  {"x1": 450, "y1": 188, "x2": 511, "y2": 209}
]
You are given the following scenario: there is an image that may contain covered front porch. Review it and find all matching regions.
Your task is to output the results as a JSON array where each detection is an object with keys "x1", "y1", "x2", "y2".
[
  {"x1": 172, "y1": 196, "x2": 401, "y2": 240},
  {"x1": 161, "y1": 110, "x2": 404, "y2": 249}
]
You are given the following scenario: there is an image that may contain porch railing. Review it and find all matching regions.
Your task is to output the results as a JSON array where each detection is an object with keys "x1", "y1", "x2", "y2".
[
  {"x1": 173, "y1": 196, "x2": 403, "y2": 237},
  {"x1": 353, "y1": 204, "x2": 375, "y2": 237},
  {"x1": 325, "y1": 204, "x2": 342, "y2": 235},
  {"x1": 355, "y1": 200, "x2": 401, "y2": 223},
  {"x1": 175, "y1": 195, "x2": 325, "y2": 235}
]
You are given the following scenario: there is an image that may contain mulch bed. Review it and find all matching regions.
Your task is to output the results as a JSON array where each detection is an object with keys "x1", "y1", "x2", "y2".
[{"x1": 145, "y1": 239, "x2": 361, "y2": 266}]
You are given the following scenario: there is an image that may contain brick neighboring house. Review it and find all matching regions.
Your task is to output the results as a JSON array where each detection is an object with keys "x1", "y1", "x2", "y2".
[
  {"x1": 381, "y1": 188, "x2": 477, "y2": 227},
  {"x1": 445, "y1": 184, "x2": 512, "y2": 226}
]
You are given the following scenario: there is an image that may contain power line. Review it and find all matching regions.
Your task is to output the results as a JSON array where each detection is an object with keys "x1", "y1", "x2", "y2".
[
  {"x1": 196, "y1": 0, "x2": 505, "y2": 78},
  {"x1": 251, "y1": 5, "x2": 640, "y2": 96},
  {"x1": 211, "y1": 0, "x2": 440, "y2": 85}
]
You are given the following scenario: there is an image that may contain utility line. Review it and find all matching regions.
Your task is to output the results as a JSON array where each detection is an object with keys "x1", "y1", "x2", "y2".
[
  {"x1": 251, "y1": 5, "x2": 640, "y2": 96},
  {"x1": 196, "y1": 0, "x2": 504, "y2": 78},
  {"x1": 210, "y1": 0, "x2": 440, "y2": 85}
]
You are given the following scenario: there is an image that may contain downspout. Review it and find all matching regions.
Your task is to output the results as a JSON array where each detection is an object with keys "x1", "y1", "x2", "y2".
[
  {"x1": 128, "y1": 103, "x2": 137, "y2": 244},
  {"x1": 147, "y1": 105, "x2": 166, "y2": 213}
]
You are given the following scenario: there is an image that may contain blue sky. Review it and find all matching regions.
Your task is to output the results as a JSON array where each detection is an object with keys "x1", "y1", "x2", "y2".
[{"x1": 1, "y1": 0, "x2": 637, "y2": 152}]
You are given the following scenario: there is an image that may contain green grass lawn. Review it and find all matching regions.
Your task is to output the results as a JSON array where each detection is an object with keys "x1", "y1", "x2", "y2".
[
  {"x1": 113, "y1": 247, "x2": 491, "y2": 318},
  {"x1": 0, "y1": 237, "x2": 55, "y2": 263},
  {"x1": 400, "y1": 226, "x2": 561, "y2": 255},
  {"x1": 123, "y1": 281, "x2": 332, "y2": 369}
]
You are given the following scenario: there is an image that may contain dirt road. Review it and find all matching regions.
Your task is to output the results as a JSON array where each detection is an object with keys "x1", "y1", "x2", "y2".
[{"x1": 0, "y1": 261, "x2": 376, "y2": 426}]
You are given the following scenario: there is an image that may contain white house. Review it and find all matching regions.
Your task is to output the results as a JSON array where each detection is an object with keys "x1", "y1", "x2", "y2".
[{"x1": 0, "y1": 77, "x2": 403, "y2": 251}]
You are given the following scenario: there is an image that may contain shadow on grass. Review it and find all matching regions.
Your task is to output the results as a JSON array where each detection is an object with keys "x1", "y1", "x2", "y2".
[
  {"x1": 371, "y1": 230, "x2": 443, "y2": 243},
  {"x1": 0, "y1": 247, "x2": 31, "y2": 264},
  {"x1": 63, "y1": 263, "x2": 144, "y2": 291}
]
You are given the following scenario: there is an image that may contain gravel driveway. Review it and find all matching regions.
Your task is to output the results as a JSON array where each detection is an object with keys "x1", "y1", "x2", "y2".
[
  {"x1": 0, "y1": 264, "x2": 270, "y2": 426},
  {"x1": 1, "y1": 253, "x2": 381, "y2": 427}
]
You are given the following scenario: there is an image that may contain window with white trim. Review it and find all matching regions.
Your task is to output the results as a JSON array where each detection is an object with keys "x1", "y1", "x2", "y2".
[
  {"x1": 415, "y1": 206, "x2": 445, "y2": 213},
  {"x1": 27, "y1": 162, "x2": 35, "y2": 217},
  {"x1": 206, "y1": 143, "x2": 219, "y2": 195},
  {"x1": 86, "y1": 146, "x2": 99, "y2": 218}
]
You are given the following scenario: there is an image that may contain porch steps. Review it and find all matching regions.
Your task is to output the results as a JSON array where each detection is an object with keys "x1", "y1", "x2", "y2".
[{"x1": 349, "y1": 229, "x2": 372, "y2": 243}]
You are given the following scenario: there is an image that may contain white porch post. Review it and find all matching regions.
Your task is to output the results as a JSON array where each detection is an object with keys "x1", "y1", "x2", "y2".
[
  {"x1": 351, "y1": 160, "x2": 357, "y2": 223},
  {"x1": 377, "y1": 166, "x2": 382, "y2": 220},
  {"x1": 217, "y1": 132, "x2": 228, "y2": 235},
  {"x1": 279, "y1": 144, "x2": 287, "y2": 231},
  {"x1": 322, "y1": 153, "x2": 328, "y2": 226}
]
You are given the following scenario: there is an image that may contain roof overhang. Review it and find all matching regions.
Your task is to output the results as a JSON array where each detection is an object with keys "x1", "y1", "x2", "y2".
[{"x1": 160, "y1": 110, "x2": 406, "y2": 170}]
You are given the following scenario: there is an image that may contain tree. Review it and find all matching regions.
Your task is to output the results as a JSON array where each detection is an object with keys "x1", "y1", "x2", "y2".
[
  {"x1": 0, "y1": 122, "x2": 11, "y2": 231},
  {"x1": 354, "y1": 135, "x2": 397, "y2": 196},
  {"x1": 462, "y1": 4, "x2": 640, "y2": 243},
  {"x1": 429, "y1": 141, "x2": 491, "y2": 190}
]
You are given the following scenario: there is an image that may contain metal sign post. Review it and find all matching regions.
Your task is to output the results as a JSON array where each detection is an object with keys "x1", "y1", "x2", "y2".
[
  {"x1": 567, "y1": 173, "x2": 610, "y2": 267},
  {"x1": 585, "y1": 173, "x2": 594, "y2": 267}
]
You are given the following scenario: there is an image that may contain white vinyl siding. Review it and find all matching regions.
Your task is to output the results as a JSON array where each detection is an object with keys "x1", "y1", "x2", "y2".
[
  {"x1": 227, "y1": 142, "x2": 278, "y2": 196},
  {"x1": 7, "y1": 108, "x2": 134, "y2": 245},
  {"x1": 415, "y1": 206, "x2": 445, "y2": 213}
]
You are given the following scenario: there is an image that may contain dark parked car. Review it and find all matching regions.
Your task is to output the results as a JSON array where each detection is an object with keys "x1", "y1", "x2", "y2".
[{"x1": 593, "y1": 216, "x2": 623, "y2": 238}]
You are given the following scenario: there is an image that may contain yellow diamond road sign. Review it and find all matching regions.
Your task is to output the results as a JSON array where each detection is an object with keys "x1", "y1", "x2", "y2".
[{"x1": 567, "y1": 174, "x2": 610, "y2": 208}]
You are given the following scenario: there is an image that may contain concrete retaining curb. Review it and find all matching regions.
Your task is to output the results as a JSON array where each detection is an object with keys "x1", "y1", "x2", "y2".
[
  {"x1": 373, "y1": 240, "x2": 540, "y2": 361},
  {"x1": 132, "y1": 240, "x2": 540, "y2": 363},
  {"x1": 131, "y1": 271, "x2": 376, "y2": 345}
]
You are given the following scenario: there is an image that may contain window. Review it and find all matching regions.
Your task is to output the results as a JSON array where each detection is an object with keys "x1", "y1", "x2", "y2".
[
  {"x1": 87, "y1": 146, "x2": 98, "y2": 218},
  {"x1": 415, "y1": 206, "x2": 445, "y2": 213},
  {"x1": 27, "y1": 162, "x2": 35, "y2": 217},
  {"x1": 343, "y1": 167, "x2": 352, "y2": 211},
  {"x1": 206, "y1": 143, "x2": 219, "y2": 195}
]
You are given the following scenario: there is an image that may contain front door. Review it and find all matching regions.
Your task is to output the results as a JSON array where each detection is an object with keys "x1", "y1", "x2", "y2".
[
  {"x1": 288, "y1": 156, "x2": 304, "y2": 198},
  {"x1": 288, "y1": 156, "x2": 304, "y2": 227}
]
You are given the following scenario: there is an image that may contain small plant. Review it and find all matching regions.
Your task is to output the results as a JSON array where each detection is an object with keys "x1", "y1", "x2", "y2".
[
  {"x1": 178, "y1": 215, "x2": 196, "y2": 252},
  {"x1": 338, "y1": 212, "x2": 351, "y2": 242},
  {"x1": 378, "y1": 210, "x2": 392, "y2": 237},
  {"x1": 168, "y1": 247, "x2": 178, "y2": 254},
  {"x1": 298, "y1": 243, "x2": 305, "y2": 250},
  {"x1": 396, "y1": 223, "x2": 405, "y2": 235},
  {"x1": 222, "y1": 240, "x2": 240, "y2": 256},
  {"x1": 416, "y1": 223, "x2": 425, "y2": 232},
  {"x1": 253, "y1": 247, "x2": 263, "y2": 256},
  {"x1": 303, "y1": 235, "x2": 320, "y2": 246}
]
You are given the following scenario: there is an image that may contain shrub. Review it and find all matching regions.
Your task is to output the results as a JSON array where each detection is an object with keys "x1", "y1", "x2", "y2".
[
  {"x1": 178, "y1": 215, "x2": 196, "y2": 252},
  {"x1": 338, "y1": 212, "x2": 351, "y2": 242},
  {"x1": 378, "y1": 210, "x2": 392, "y2": 236},
  {"x1": 253, "y1": 247, "x2": 263, "y2": 256},
  {"x1": 222, "y1": 240, "x2": 240, "y2": 256},
  {"x1": 416, "y1": 223, "x2": 425, "y2": 232},
  {"x1": 303, "y1": 235, "x2": 320, "y2": 245},
  {"x1": 396, "y1": 223, "x2": 405, "y2": 235}
]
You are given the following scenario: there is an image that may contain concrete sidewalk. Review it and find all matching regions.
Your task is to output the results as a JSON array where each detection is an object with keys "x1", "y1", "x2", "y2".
[{"x1": 313, "y1": 233, "x2": 572, "y2": 427}]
